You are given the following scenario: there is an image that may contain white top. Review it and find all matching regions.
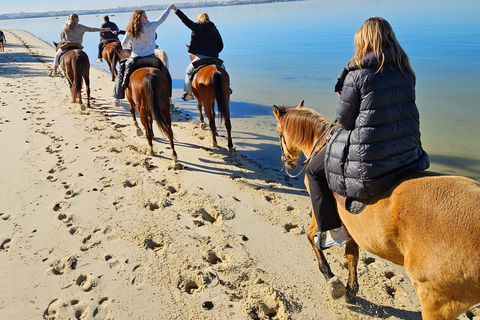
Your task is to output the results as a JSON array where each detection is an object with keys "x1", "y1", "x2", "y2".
[{"x1": 121, "y1": 7, "x2": 172, "y2": 58}]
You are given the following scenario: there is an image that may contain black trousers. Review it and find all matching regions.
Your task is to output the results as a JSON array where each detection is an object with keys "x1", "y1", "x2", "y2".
[
  {"x1": 305, "y1": 148, "x2": 342, "y2": 232},
  {"x1": 97, "y1": 42, "x2": 104, "y2": 59}
]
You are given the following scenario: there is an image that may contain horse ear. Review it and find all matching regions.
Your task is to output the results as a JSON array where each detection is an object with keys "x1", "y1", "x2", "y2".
[
  {"x1": 297, "y1": 100, "x2": 305, "y2": 108},
  {"x1": 273, "y1": 105, "x2": 283, "y2": 120},
  {"x1": 53, "y1": 41, "x2": 58, "y2": 47}
]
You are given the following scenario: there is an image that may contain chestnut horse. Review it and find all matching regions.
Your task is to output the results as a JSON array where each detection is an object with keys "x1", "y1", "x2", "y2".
[
  {"x1": 273, "y1": 101, "x2": 480, "y2": 320},
  {"x1": 102, "y1": 41, "x2": 122, "y2": 81},
  {"x1": 188, "y1": 52, "x2": 233, "y2": 151},
  {"x1": 53, "y1": 42, "x2": 90, "y2": 110},
  {"x1": 125, "y1": 59, "x2": 179, "y2": 169}
]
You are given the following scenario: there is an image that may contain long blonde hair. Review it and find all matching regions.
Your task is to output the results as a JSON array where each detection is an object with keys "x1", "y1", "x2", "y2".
[
  {"x1": 196, "y1": 12, "x2": 210, "y2": 23},
  {"x1": 348, "y1": 17, "x2": 415, "y2": 80},
  {"x1": 64, "y1": 13, "x2": 79, "y2": 31},
  {"x1": 126, "y1": 10, "x2": 145, "y2": 39}
]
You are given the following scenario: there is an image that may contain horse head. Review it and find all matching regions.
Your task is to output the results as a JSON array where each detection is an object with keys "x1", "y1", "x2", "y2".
[{"x1": 273, "y1": 101, "x2": 305, "y2": 169}]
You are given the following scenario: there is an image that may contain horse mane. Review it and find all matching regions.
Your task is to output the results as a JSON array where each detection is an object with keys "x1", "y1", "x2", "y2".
[{"x1": 280, "y1": 106, "x2": 336, "y2": 149}]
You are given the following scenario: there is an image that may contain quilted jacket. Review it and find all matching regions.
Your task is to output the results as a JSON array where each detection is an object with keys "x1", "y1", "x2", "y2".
[{"x1": 324, "y1": 50, "x2": 430, "y2": 199}]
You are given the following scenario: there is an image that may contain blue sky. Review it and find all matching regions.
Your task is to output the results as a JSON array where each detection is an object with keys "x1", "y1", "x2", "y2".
[{"x1": 1, "y1": 1, "x2": 180, "y2": 14}]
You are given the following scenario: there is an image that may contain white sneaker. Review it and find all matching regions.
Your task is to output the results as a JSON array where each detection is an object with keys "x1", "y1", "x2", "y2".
[
  {"x1": 48, "y1": 70, "x2": 58, "y2": 77},
  {"x1": 181, "y1": 92, "x2": 194, "y2": 101},
  {"x1": 96, "y1": 58, "x2": 103, "y2": 63},
  {"x1": 107, "y1": 96, "x2": 120, "y2": 107},
  {"x1": 314, "y1": 225, "x2": 350, "y2": 250}
]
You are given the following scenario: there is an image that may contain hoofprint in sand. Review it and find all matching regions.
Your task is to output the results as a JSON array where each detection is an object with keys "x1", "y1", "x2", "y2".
[{"x1": 0, "y1": 29, "x2": 473, "y2": 320}]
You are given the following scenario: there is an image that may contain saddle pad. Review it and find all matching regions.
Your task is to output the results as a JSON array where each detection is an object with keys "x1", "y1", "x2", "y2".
[{"x1": 135, "y1": 57, "x2": 162, "y2": 69}]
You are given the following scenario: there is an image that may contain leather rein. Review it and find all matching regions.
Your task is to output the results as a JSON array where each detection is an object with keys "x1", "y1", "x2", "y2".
[{"x1": 279, "y1": 119, "x2": 338, "y2": 178}]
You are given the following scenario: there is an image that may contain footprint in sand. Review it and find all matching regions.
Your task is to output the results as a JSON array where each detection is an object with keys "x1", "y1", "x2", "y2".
[
  {"x1": 76, "y1": 274, "x2": 96, "y2": 292},
  {"x1": 0, "y1": 238, "x2": 12, "y2": 252},
  {"x1": 131, "y1": 265, "x2": 148, "y2": 285},
  {"x1": 48, "y1": 254, "x2": 77, "y2": 275},
  {"x1": 0, "y1": 212, "x2": 12, "y2": 221},
  {"x1": 93, "y1": 297, "x2": 112, "y2": 319},
  {"x1": 44, "y1": 298, "x2": 62, "y2": 320},
  {"x1": 105, "y1": 254, "x2": 122, "y2": 271}
]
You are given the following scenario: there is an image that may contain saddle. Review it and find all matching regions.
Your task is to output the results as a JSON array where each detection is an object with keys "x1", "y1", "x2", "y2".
[
  {"x1": 190, "y1": 58, "x2": 224, "y2": 81},
  {"x1": 121, "y1": 56, "x2": 166, "y2": 88},
  {"x1": 58, "y1": 43, "x2": 83, "y2": 61},
  {"x1": 101, "y1": 39, "x2": 120, "y2": 52}
]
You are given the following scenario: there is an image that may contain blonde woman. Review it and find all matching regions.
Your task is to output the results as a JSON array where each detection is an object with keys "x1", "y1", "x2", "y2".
[
  {"x1": 171, "y1": 5, "x2": 226, "y2": 101},
  {"x1": 50, "y1": 14, "x2": 109, "y2": 76},
  {"x1": 108, "y1": 5, "x2": 174, "y2": 106},
  {"x1": 307, "y1": 17, "x2": 429, "y2": 249}
]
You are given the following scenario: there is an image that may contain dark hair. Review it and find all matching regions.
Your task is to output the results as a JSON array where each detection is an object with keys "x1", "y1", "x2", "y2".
[{"x1": 104, "y1": 15, "x2": 110, "y2": 22}]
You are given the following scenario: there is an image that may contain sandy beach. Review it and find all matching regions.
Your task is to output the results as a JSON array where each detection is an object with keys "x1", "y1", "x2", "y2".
[{"x1": 1, "y1": 29, "x2": 470, "y2": 320}]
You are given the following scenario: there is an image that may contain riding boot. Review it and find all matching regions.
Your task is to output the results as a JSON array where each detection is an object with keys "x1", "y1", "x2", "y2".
[
  {"x1": 97, "y1": 42, "x2": 104, "y2": 59},
  {"x1": 121, "y1": 57, "x2": 138, "y2": 89},
  {"x1": 164, "y1": 66, "x2": 173, "y2": 98}
]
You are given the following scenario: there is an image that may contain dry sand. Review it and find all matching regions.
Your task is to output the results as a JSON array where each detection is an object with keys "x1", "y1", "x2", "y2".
[{"x1": 0, "y1": 29, "x2": 471, "y2": 320}]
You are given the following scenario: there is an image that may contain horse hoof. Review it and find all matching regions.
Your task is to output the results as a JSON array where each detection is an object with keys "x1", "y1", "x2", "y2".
[
  {"x1": 328, "y1": 276, "x2": 346, "y2": 300},
  {"x1": 136, "y1": 129, "x2": 143, "y2": 136},
  {"x1": 228, "y1": 147, "x2": 236, "y2": 157},
  {"x1": 147, "y1": 149, "x2": 154, "y2": 156},
  {"x1": 169, "y1": 161, "x2": 184, "y2": 170},
  {"x1": 200, "y1": 122, "x2": 207, "y2": 130},
  {"x1": 80, "y1": 104, "x2": 86, "y2": 111}
]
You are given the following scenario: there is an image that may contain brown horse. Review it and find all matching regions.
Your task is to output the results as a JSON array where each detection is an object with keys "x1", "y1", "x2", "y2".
[
  {"x1": 102, "y1": 41, "x2": 122, "y2": 81},
  {"x1": 273, "y1": 101, "x2": 480, "y2": 320},
  {"x1": 53, "y1": 42, "x2": 90, "y2": 110},
  {"x1": 126, "y1": 63, "x2": 179, "y2": 169},
  {"x1": 188, "y1": 52, "x2": 233, "y2": 151}
]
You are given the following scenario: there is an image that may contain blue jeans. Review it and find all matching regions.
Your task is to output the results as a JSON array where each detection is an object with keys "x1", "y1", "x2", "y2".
[{"x1": 185, "y1": 55, "x2": 226, "y2": 93}]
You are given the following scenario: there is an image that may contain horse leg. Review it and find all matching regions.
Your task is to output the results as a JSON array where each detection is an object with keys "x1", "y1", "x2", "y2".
[
  {"x1": 225, "y1": 114, "x2": 233, "y2": 151},
  {"x1": 307, "y1": 214, "x2": 346, "y2": 299},
  {"x1": 207, "y1": 101, "x2": 218, "y2": 148},
  {"x1": 197, "y1": 99, "x2": 206, "y2": 129},
  {"x1": 129, "y1": 103, "x2": 143, "y2": 136},
  {"x1": 345, "y1": 239, "x2": 359, "y2": 303},
  {"x1": 85, "y1": 74, "x2": 90, "y2": 109},
  {"x1": 140, "y1": 114, "x2": 154, "y2": 156}
]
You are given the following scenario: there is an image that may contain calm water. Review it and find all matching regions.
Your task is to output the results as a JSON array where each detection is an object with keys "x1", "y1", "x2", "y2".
[{"x1": 2, "y1": 0, "x2": 480, "y2": 182}]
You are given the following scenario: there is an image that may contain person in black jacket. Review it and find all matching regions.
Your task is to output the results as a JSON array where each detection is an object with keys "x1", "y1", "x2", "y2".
[
  {"x1": 171, "y1": 5, "x2": 226, "y2": 101},
  {"x1": 308, "y1": 17, "x2": 429, "y2": 250},
  {"x1": 96, "y1": 15, "x2": 120, "y2": 63}
]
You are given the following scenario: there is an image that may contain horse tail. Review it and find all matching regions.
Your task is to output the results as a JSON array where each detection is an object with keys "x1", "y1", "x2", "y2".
[
  {"x1": 213, "y1": 71, "x2": 226, "y2": 124},
  {"x1": 72, "y1": 53, "x2": 83, "y2": 99},
  {"x1": 144, "y1": 72, "x2": 171, "y2": 137}
]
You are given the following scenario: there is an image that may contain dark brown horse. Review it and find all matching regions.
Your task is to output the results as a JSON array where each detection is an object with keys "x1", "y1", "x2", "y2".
[
  {"x1": 126, "y1": 63, "x2": 180, "y2": 169},
  {"x1": 188, "y1": 52, "x2": 233, "y2": 151},
  {"x1": 53, "y1": 42, "x2": 90, "y2": 110},
  {"x1": 102, "y1": 41, "x2": 122, "y2": 81},
  {"x1": 274, "y1": 101, "x2": 480, "y2": 320}
]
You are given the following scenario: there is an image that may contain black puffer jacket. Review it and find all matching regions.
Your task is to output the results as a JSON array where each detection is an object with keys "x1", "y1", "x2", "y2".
[
  {"x1": 324, "y1": 51, "x2": 429, "y2": 199},
  {"x1": 175, "y1": 9, "x2": 223, "y2": 58}
]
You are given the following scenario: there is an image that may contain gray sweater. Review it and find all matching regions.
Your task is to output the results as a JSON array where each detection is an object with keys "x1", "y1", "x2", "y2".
[{"x1": 60, "y1": 24, "x2": 105, "y2": 45}]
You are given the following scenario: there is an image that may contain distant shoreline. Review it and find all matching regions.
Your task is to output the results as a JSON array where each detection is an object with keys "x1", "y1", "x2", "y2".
[{"x1": 0, "y1": 0, "x2": 303, "y2": 20}]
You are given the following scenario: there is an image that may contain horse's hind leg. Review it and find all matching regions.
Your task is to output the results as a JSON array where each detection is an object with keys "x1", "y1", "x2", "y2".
[
  {"x1": 129, "y1": 103, "x2": 143, "y2": 136},
  {"x1": 84, "y1": 75, "x2": 90, "y2": 108},
  {"x1": 206, "y1": 102, "x2": 218, "y2": 148},
  {"x1": 307, "y1": 214, "x2": 346, "y2": 299},
  {"x1": 140, "y1": 115, "x2": 154, "y2": 156},
  {"x1": 345, "y1": 239, "x2": 359, "y2": 304},
  {"x1": 197, "y1": 99, "x2": 206, "y2": 129}
]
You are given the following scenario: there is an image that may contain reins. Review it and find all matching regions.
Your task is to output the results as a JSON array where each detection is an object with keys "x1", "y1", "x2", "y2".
[{"x1": 281, "y1": 119, "x2": 337, "y2": 178}]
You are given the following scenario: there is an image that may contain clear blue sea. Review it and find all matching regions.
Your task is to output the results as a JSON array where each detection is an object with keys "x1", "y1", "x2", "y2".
[{"x1": 2, "y1": 0, "x2": 480, "y2": 182}]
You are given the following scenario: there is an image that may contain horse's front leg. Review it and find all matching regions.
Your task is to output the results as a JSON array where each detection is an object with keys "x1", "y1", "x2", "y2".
[
  {"x1": 345, "y1": 239, "x2": 359, "y2": 303},
  {"x1": 307, "y1": 216, "x2": 346, "y2": 300},
  {"x1": 207, "y1": 102, "x2": 217, "y2": 148}
]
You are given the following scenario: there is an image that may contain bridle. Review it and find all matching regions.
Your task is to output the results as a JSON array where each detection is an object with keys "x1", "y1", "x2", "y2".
[{"x1": 278, "y1": 119, "x2": 337, "y2": 178}]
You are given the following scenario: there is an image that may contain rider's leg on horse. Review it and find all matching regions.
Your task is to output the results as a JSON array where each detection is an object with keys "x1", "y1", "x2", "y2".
[
  {"x1": 50, "y1": 48, "x2": 63, "y2": 76},
  {"x1": 96, "y1": 41, "x2": 104, "y2": 63},
  {"x1": 109, "y1": 58, "x2": 129, "y2": 106},
  {"x1": 305, "y1": 148, "x2": 350, "y2": 249},
  {"x1": 182, "y1": 56, "x2": 199, "y2": 101}
]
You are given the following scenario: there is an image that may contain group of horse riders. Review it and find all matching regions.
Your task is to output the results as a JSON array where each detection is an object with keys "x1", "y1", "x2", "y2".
[{"x1": 49, "y1": 4, "x2": 226, "y2": 108}]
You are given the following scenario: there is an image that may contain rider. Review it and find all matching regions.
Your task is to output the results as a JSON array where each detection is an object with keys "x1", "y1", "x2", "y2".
[
  {"x1": 171, "y1": 5, "x2": 228, "y2": 101},
  {"x1": 107, "y1": 5, "x2": 174, "y2": 107},
  {"x1": 96, "y1": 15, "x2": 120, "y2": 63},
  {"x1": 307, "y1": 17, "x2": 430, "y2": 249},
  {"x1": 0, "y1": 30, "x2": 6, "y2": 52},
  {"x1": 50, "y1": 13, "x2": 109, "y2": 76}
]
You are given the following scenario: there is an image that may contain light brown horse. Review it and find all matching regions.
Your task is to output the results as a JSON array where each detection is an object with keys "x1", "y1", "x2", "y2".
[
  {"x1": 102, "y1": 41, "x2": 122, "y2": 81},
  {"x1": 188, "y1": 52, "x2": 233, "y2": 151},
  {"x1": 273, "y1": 101, "x2": 480, "y2": 320},
  {"x1": 125, "y1": 63, "x2": 179, "y2": 169},
  {"x1": 53, "y1": 42, "x2": 90, "y2": 110}
]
